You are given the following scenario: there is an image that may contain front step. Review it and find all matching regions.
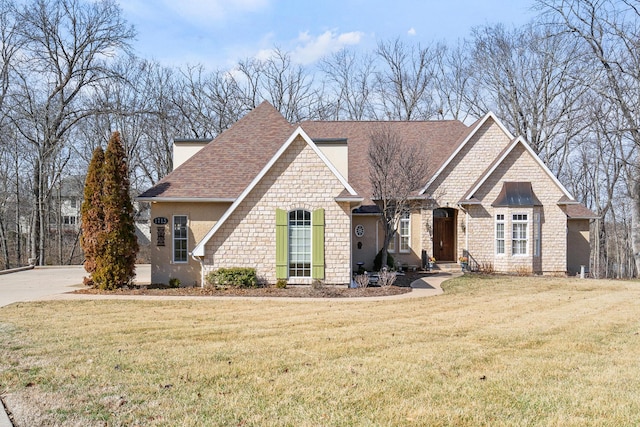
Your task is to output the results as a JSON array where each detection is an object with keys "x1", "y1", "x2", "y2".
[{"x1": 429, "y1": 262, "x2": 463, "y2": 273}]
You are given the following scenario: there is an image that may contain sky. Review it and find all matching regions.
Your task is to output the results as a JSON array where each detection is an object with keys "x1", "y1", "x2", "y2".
[{"x1": 118, "y1": 0, "x2": 537, "y2": 70}]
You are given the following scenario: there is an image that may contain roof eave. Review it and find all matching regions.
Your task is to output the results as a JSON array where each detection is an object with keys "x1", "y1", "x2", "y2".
[
  {"x1": 137, "y1": 197, "x2": 236, "y2": 203},
  {"x1": 335, "y1": 196, "x2": 364, "y2": 203}
]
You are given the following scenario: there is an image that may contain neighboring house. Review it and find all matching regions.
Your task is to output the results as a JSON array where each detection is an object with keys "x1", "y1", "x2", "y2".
[
  {"x1": 138, "y1": 101, "x2": 597, "y2": 286},
  {"x1": 53, "y1": 175, "x2": 85, "y2": 231},
  {"x1": 50, "y1": 175, "x2": 152, "y2": 248}
]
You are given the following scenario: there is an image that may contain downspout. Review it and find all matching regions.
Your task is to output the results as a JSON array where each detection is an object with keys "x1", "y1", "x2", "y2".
[
  {"x1": 458, "y1": 204, "x2": 469, "y2": 256},
  {"x1": 191, "y1": 253, "x2": 205, "y2": 287}
]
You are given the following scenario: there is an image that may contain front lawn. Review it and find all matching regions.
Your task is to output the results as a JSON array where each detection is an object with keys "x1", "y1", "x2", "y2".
[{"x1": 1, "y1": 275, "x2": 639, "y2": 426}]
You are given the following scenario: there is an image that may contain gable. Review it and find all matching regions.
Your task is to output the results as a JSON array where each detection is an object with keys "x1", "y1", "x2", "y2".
[
  {"x1": 462, "y1": 137, "x2": 573, "y2": 204},
  {"x1": 192, "y1": 127, "x2": 359, "y2": 256},
  {"x1": 421, "y1": 115, "x2": 514, "y2": 203},
  {"x1": 468, "y1": 141, "x2": 569, "y2": 205}
]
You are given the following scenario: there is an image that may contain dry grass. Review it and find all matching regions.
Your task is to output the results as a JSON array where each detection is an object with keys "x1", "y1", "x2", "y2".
[{"x1": 1, "y1": 275, "x2": 640, "y2": 426}]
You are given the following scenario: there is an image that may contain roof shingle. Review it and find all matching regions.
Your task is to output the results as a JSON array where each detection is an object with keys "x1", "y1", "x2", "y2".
[
  {"x1": 139, "y1": 101, "x2": 293, "y2": 199},
  {"x1": 139, "y1": 103, "x2": 470, "y2": 202}
]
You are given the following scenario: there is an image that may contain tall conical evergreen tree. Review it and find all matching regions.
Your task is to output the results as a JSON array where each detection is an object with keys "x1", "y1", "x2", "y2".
[
  {"x1": 80, "y1": 147, "x2": 105, "y2": 277},
  {"x1": 93, "y1": 132, "x2": 139, "y2": 290}
]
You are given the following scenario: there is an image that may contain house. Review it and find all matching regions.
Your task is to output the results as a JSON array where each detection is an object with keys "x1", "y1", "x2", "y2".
[{"x1": 138, "y1": 101, "x2": 596, "y2": 286}]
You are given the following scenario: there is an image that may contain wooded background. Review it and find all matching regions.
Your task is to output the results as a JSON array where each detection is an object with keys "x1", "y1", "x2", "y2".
[{"x1": 0, "y1": 0, "x2": 636, "y2": 278}]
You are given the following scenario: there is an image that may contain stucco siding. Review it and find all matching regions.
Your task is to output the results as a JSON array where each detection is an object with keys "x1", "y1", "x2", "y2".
[
  {"x1": 149, "y1": 202, "x2": 230, "y2": 285},
  {"x1": 352, "y1": 215, "x2": 379, "y2": 271},
  {"x1": 567, "y1": 219, "x2": 590, "y2": 275},
  {"x1": 204, "y1": 136, "x2": 352, "y2": 285}
]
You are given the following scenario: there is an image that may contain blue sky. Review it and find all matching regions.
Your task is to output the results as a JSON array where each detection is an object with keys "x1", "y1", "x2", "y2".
[{"x1": 119, "y1": 0, "x2": 537, "y2": 69}]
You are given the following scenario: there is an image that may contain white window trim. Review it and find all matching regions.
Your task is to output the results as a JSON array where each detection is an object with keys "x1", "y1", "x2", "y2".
[
  {"x1": 495, "y1": 213, "x2": 505, "y2": 255},
  {"x1": 288, "y1": 209, "x2": 312, "y2": 278},
  {"x1": 399, "y1": 212, "x2": 410, "y2": 253},
  {"x1": 511, "y1": 213, "x2": 529, "y2": 256},
  {"x1": 173, "y1": 215, "x2": 188, "y2": 263}
]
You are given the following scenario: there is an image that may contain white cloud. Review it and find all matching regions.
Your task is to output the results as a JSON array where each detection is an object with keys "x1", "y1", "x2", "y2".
[
  {"x1": 408, "y1": 27, "x2": 417, "y2": 36},
  {"x1": 291, "y1": 30, "x2": 364, "y2": 65}
]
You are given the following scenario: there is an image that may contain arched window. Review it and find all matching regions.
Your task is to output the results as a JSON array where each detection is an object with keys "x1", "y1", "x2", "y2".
[
  {"x1": 276, "y1": 208, "x2": 324, "y2": 281},
  {"x1": 289, "y1": 210, "x2": 311, "y2": 277}
]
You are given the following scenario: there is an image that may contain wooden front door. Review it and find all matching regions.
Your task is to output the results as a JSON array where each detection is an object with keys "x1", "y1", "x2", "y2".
[{"x1": 433, "y1": 209, "x2": 455, "y2": 261}]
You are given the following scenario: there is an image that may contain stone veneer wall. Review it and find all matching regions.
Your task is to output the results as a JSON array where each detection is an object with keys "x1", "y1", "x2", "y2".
[
  {"x1": 204, "y1": 136, "x2": 352, "y2": 285},
  {"x1": 421, "y1": 118, "x2": 568, "y2": 274},
  {"x1": 422, "y1": 119, "x2": 512, "y2": 263},
  {"x1": 466, "y1": 143, "x2": 568, "y2": 273}
]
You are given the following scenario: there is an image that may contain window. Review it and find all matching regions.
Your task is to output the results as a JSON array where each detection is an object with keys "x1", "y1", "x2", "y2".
[
  {"x1": 173, "y1": 215, "x2": 188, "y2": 262},
  {"x1": 62, "y1": 215, "x2": 77, "y2": 225},
  {"x1": 276, "y1": 209, "x2": 324, "y2": 280},
  {"x1": 70, "y1": 198, "x2": 77, "y2": 209},
  {"x1": 289, "y1": 210, "x2": 311, "y2": 277},
  {"x1": 512, "y1": 214, "x2": 528, "y2": 255},
  {"x1": 495, "y1": 214, "x2": 505, "y2": 255},
  {"x1": 399, "y1": 212, "x2": 410, "y2": 253},
  {"x1": 534, "y1": 212, "x2": 541, "y2": 257}
]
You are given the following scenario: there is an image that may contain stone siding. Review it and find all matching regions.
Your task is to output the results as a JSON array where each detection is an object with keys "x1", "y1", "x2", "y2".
[
  {"x1": 466, "y1": 143, "x2": 567, "y2": 273},
  {"x1": 423, "y1": 119, "x2": 512, "y2": 263},
  {"x1": 422, "y1": 118, "x2": 569, "y2": 274},
  {"x1": 204, "y1": 136, "x2": 352, "y2": 285}
]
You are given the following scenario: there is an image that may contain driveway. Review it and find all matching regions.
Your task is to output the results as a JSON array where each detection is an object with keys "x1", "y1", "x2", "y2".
[{"x1": 0, "y1": 265, "x2": 151, "y2": 308}]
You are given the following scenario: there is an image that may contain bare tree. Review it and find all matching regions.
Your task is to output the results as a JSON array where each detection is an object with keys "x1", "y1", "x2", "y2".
[
  {"x1": 319, "y1": 48, "x2": 376, "y2": 120},
  {"x1": 236, "y1": 49, "x2": 315, "y2": 122},
  {"x1": 368, "y1": 126, "x2": 430, "y2": 268},
  {"x1": 468, "y1": 23, "x2": 589, "y2": 175},
  {"x1": 10, "y1": 0, "x2": 134, "y2": 265},
  {"x1": 376, "y1": 38, "x2": 442, "y2": 120},
  {"x1": 538, "y1": 0, "x2": 640, "y2": 275},
  {"x1": 432, "y1": 42, "x2": 477, "y2": 122}
]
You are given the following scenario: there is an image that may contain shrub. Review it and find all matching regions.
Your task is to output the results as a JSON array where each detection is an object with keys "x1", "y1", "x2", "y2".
[
  {"x1": 312, "y1": 279, "x2": 324, "y2": 290},
  {"x1": 206, "y1": 267, "x2": 257, "y2": 288},
  {"x1": 373, "y1": 249, "x2": 394, "y2": 271},
  {"x1": 168, "y1": 277, "x2": 181, "y2": 288},
  {"x1": 478, "y1": 262, "x2": 494, "y2": 274},
  {"x1": 354, "y1": 274, "x2": 369, "y2": 288},
  {"x1": 378, "y1": 267, "x2": 397, "y2": 287},
  {"x1": 275, "y1": 279, "x2": 287, "y2": 289}
]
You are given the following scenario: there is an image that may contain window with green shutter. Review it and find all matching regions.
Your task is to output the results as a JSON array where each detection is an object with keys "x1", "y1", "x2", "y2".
[{"x1": 275, "y1": 208, "x2": 325, "y2": 280}]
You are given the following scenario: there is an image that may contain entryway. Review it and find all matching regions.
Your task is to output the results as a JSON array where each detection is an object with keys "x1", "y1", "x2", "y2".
[{"x1": 433, "y1": 208, "x2": 456, "y2": 262}]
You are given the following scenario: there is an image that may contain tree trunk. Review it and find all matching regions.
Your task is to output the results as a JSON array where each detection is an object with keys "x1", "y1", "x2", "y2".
[
  {"x1": 632, "y1": 170, "x2": 640, "y2": 277},
  {"x1": 0, "y1": 217, "x2": 9, "y2": 270}
]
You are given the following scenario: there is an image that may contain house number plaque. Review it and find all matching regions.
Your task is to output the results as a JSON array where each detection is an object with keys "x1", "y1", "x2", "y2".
[{"x1": 156, "y1": 226, "x2": 165, "y2": 246}]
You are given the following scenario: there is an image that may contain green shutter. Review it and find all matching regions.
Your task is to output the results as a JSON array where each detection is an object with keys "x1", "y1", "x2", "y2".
[
  {"x1": 312, "y1": 208, "x2": 325, "y2": 280},
  {"x1": 275, "y1": 209, "x2": 288, "y2": 279}
]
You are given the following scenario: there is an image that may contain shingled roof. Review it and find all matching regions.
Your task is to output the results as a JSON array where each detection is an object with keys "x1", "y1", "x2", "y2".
[
  {"x1": 139, "y1": 102, "x2": 470, "y2": 201},
  {"x1": 139, "y1": 101, "x2": 293, "y2": 200},
  {"x1": 299, "y1": 120, "x2": 470, "y2": 204}
]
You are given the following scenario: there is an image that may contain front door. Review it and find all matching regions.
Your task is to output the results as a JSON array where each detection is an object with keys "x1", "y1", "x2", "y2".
[{"x1": 433, "y1": 208, "x2": 456, "y2": 261}]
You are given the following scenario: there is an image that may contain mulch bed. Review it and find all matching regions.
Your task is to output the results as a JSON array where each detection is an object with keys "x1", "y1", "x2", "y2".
[{"x1": 73, "y1": 271, "x2": 432, "y2": 298}]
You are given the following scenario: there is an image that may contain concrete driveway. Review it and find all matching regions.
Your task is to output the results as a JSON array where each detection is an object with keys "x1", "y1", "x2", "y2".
[{"x1": 0, "y1": 264, "x2": 151, "y2": 308}]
